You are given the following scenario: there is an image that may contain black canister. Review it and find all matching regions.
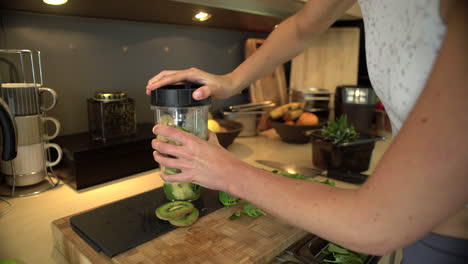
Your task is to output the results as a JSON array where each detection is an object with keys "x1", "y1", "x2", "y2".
[{"x1": 87, "y1": 92, "x2": 136, "y2": 141}]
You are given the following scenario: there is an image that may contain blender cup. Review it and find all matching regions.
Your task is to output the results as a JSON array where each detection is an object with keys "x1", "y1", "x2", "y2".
[{"x1": 151, "y1": 83, "x2": 210, "y2": 201}]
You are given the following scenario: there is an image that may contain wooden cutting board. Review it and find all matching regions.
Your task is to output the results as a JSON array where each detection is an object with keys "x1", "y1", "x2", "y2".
[
  {"x1": 245, "y1": 38, "x2": 288, "y2": 106},
  {"x1": 52, "y1": 203, "x2": 307, "y2": 264},
  {"x1": 289, "y1": 27, "x2": 361, "y2": 94}
]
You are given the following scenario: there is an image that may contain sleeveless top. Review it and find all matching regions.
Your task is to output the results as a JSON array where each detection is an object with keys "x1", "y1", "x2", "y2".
[
  {"x1": 358, "y1": 0, "x2": 446, "y2": 134},
  {"x1": 358, "y1": 0, "x2": 468, "y2": 263}
]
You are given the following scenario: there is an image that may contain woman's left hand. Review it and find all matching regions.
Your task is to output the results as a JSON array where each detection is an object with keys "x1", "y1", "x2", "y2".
[{"x1": 151, "y1": 125, "x2": 246, "y2": 191}]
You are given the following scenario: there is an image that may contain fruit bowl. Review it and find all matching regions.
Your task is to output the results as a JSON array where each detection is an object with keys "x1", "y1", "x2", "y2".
[
  {"x1": 213, "y1": 119, "x2": 243, "y2": 148},
  {"x1": 271, "y1": 119, "x2": 325, "y2": 144}
]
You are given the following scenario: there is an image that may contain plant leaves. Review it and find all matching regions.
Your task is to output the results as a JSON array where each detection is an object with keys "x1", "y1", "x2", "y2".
[{"x1": 321, "y1": 115, "x2": 359, "y2": 144}]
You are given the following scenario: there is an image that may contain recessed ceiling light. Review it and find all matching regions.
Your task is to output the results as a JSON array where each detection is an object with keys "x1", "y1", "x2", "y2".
[
  {"x1": 193, "y1": 11, "x2": 211, "y2": 22},
  {"x1": 43, "y1": 0, "x2": 68, "y2": 5}
]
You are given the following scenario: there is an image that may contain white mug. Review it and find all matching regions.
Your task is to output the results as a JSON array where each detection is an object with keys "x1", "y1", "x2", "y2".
[
  {"x1": 0, "y1": 83, "x2": 58, "y2": 115},
  {"x1": 14, "y1": 115, "x2": 61, "y2": 146},
  {"x1": 0, "y1": 142, "x2": 63, "y2": 176}
]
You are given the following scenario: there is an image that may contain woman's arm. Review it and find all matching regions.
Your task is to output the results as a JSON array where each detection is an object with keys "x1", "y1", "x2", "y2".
[
  {"x1": 152, "y1": 1, "x2": 468, "y2": 255},
  {"x1": 227, "y1": 0, "x2": 356, "y2": 92},
  {"x1": 146, "y1": 0, "x2": 356, "y2": 98},
  {"x1": 230, "y1": 0, "x2": 468, "y2": 254}
]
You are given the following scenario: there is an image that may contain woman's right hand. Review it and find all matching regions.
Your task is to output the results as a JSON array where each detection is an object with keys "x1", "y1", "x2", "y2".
[{"x1": 146, "y1": 68, "x2": 239, "y2": 100}]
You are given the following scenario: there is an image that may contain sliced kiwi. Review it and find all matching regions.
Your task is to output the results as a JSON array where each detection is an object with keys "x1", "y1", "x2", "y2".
[
  {"x1": 155, "y1": 201, "x2": 194, "y2": 221},
  {"x1": 160, "y1": 115, "x2": 174, "y2": 126},
  {"x1": 169, "y1": 208, "x2": 200, "y2": 227}
]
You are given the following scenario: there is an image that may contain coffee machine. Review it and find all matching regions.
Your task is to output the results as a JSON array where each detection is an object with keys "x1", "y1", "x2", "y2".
[
  {"x1": 335, "y1": 85, "x2": 378, "y2": 133},
  {"x1": 0, "y1": 49, "x2": 61, "y2": 197}
]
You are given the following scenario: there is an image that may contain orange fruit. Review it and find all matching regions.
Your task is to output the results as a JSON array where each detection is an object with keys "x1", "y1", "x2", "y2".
[
  {"x1": 284, "y1": 120, "x2": 295, "y2": 125},
  {"x1": 297, "y1": 112, "x2": 319, "y2": 125}
]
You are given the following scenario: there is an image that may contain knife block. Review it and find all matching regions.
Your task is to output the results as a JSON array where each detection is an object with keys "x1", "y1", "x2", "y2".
[{"x1": 52, "y1": 123, "x2": 158, "y2": 190}]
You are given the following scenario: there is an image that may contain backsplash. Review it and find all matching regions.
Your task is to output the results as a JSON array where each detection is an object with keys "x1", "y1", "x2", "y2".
[{"x1": 0, "y1": 11, "x2": 266, "y2": 135}]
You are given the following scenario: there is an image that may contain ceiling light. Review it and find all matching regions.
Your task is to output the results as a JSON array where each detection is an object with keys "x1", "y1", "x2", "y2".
[
  {"x1": 43, "y1": 0, "x2": 68, "y2": 5},
  {"x1": 193, "y1": 11, "x2": 211, "y2": 22}
]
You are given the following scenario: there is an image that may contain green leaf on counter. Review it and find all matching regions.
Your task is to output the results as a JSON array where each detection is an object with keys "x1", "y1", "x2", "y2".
[
  {"x1": 229, "y1": 211, "x2": 241, "y2": 220},
  {"x1": 242, "y1": 203, "x2": 266, "y2": 218},
  {"x1": 219, "y1": 191, "x2": 240, "y2": 206},
  {"x1": 219, "y1": 169, "x2": 334, "y2": 221}
]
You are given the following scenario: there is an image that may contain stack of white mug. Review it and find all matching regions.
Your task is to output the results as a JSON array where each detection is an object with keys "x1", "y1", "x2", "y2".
[{"x1": 0, "y1": 83, "x2": 62, "y2": 187}]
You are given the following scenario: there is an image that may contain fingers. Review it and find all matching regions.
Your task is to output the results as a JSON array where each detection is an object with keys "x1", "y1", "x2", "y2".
[
  {"x1": 153, "y1": 125, "x2": 199, "y2": 146},
  {"x1": 147, "y1": 70, "x2": 178, "y2": 86},
  {"x1": 193, "y1": 86, "x2": 212, "y2": 100},
  {"x1": 153, "y1": 151, "x2": 190, "y2": 171},
  {"x1": 152, "y1": 138, "x2": 191, "y2": 159},
  {"x1": 146, "y1": 68, "x2": 204, "y2": 94},
  {"x1": 160, "y1": 172, "x2": 196, "y2": 183},
  {"x1": 146, "y1": 70, "x2": 178, "y2": 95}
]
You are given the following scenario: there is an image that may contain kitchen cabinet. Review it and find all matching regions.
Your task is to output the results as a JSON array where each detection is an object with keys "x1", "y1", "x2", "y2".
[{"x1": 0, "y1": 0, "x2": 361, "y2": 33}]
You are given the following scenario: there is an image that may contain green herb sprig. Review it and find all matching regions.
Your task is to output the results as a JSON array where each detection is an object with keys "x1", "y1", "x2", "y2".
[
  {"x1": 321, "y1": 115, "x2": 359, "y2": 144},
  {"x1": 219, "y1": 170, "x2": 335, "y2": 220}
]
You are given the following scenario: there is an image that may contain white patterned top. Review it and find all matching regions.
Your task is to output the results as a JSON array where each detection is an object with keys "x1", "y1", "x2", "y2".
[{"x1": 358, "y1": 0, "x2": 446, "y2": 134}]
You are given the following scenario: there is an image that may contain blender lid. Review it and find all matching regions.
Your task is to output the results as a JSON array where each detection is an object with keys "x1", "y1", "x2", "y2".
[{"x1": 150, "y1": 83, "x2": 211, "y2": 107}]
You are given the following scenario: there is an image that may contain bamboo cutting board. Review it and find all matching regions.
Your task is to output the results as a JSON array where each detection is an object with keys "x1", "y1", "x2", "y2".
[
  {"x1": 245, "y1": 38, "x2": 289, "y2": 106},
  {"x1": 289, "y1": 27, "x2": 361, "y2": 94},
  {"x1": 52, "y1": 203, "x2": 307, "y2": 264}
]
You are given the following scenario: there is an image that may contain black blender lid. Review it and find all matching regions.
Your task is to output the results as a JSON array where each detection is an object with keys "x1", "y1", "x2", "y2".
[{"x1": 150, "y1": 83, "x2": 211, "y2": 107}]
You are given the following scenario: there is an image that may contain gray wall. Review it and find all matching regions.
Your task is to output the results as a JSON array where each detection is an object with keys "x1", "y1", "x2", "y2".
[{"x1": 0, "y1": 11, "x2": 266, "y2": 135}]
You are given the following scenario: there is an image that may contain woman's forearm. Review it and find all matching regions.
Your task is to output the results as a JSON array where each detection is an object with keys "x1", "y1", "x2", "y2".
[
  {"x1": 226, "y1": 165, "x2": 384, "y2": 254},
  {"x1": 229, "y1": 0, "x2": 356, "y2": 92}
]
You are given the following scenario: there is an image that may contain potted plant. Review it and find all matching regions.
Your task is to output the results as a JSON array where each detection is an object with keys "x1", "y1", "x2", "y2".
[{"x1": 309, "y1": 115, "x2": 384, "y2": 172}]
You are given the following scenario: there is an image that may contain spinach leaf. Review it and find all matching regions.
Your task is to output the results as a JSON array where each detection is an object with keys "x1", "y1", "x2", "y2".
[
  {"x1": 219, "y1": 191, "x2": 240, "y2": 206},
  {"x1": 229, "y1": 211, "x2": 241, "y2": 220},
  {"x1": 242, "y1": 203, "x2": 266, "y2": 218}
]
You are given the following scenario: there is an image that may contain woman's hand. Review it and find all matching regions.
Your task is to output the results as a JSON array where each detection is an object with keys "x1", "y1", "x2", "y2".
[
  {"x1": 146, "y1": 68, "x2": 239, "y2": 100},
  {"x1": 151, "y1": 125, "x2": 247, "y2": 191}
]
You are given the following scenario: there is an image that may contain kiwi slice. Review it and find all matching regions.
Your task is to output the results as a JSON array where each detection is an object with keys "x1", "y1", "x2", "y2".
[
  {"x1": 169, "y1": 208, "x2": 200, "y2": 227},
  {"x1": 155, "y1": 201, "x2": 194, "y2": 221}
]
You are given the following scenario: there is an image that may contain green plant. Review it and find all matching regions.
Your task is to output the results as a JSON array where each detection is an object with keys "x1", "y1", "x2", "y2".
[{"x1": 321, "y1": 115, "x2": 359, "y2": 144}]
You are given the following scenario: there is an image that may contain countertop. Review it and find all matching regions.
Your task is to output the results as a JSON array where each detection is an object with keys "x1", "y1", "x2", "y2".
[{"x1": 0, "y1": 129, "x2": 396, "y2": 264}]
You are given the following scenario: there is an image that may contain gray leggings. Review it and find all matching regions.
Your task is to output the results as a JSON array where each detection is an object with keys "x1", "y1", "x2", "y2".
[{"x1": 402, "y1": 232, "x2": 468, "y2": 264}]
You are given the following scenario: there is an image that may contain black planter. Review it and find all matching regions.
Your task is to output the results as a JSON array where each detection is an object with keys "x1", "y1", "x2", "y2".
[{"x1": 311, "y1": 132, "x2": 381, "y2": 172}]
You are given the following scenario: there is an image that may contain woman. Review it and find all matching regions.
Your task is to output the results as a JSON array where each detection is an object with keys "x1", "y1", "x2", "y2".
[{"x1": 146, "y1": 0, "x2": 468, "y2": 262}]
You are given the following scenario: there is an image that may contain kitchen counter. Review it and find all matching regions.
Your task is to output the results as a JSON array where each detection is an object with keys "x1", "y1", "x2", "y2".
[{"x1": 0, "y1": 129, "x2": 395, "y2": 264}]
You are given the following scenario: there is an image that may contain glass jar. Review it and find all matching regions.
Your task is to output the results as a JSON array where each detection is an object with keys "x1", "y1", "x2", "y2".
[
  {"x1": 87, "y1": 92, "x2": 136, "y2": 141},
  {"x1": 150, "y1": 83, "x2": 210, "y2": 201}
]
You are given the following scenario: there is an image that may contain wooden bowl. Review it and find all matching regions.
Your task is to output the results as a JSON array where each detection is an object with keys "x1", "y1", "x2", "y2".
[
  {"x1": 214, "y1": 119, "x2": 243, "y2": 148},
  {"x1": 271, "y1": 119, "x2": 325, "y2": 144}
]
